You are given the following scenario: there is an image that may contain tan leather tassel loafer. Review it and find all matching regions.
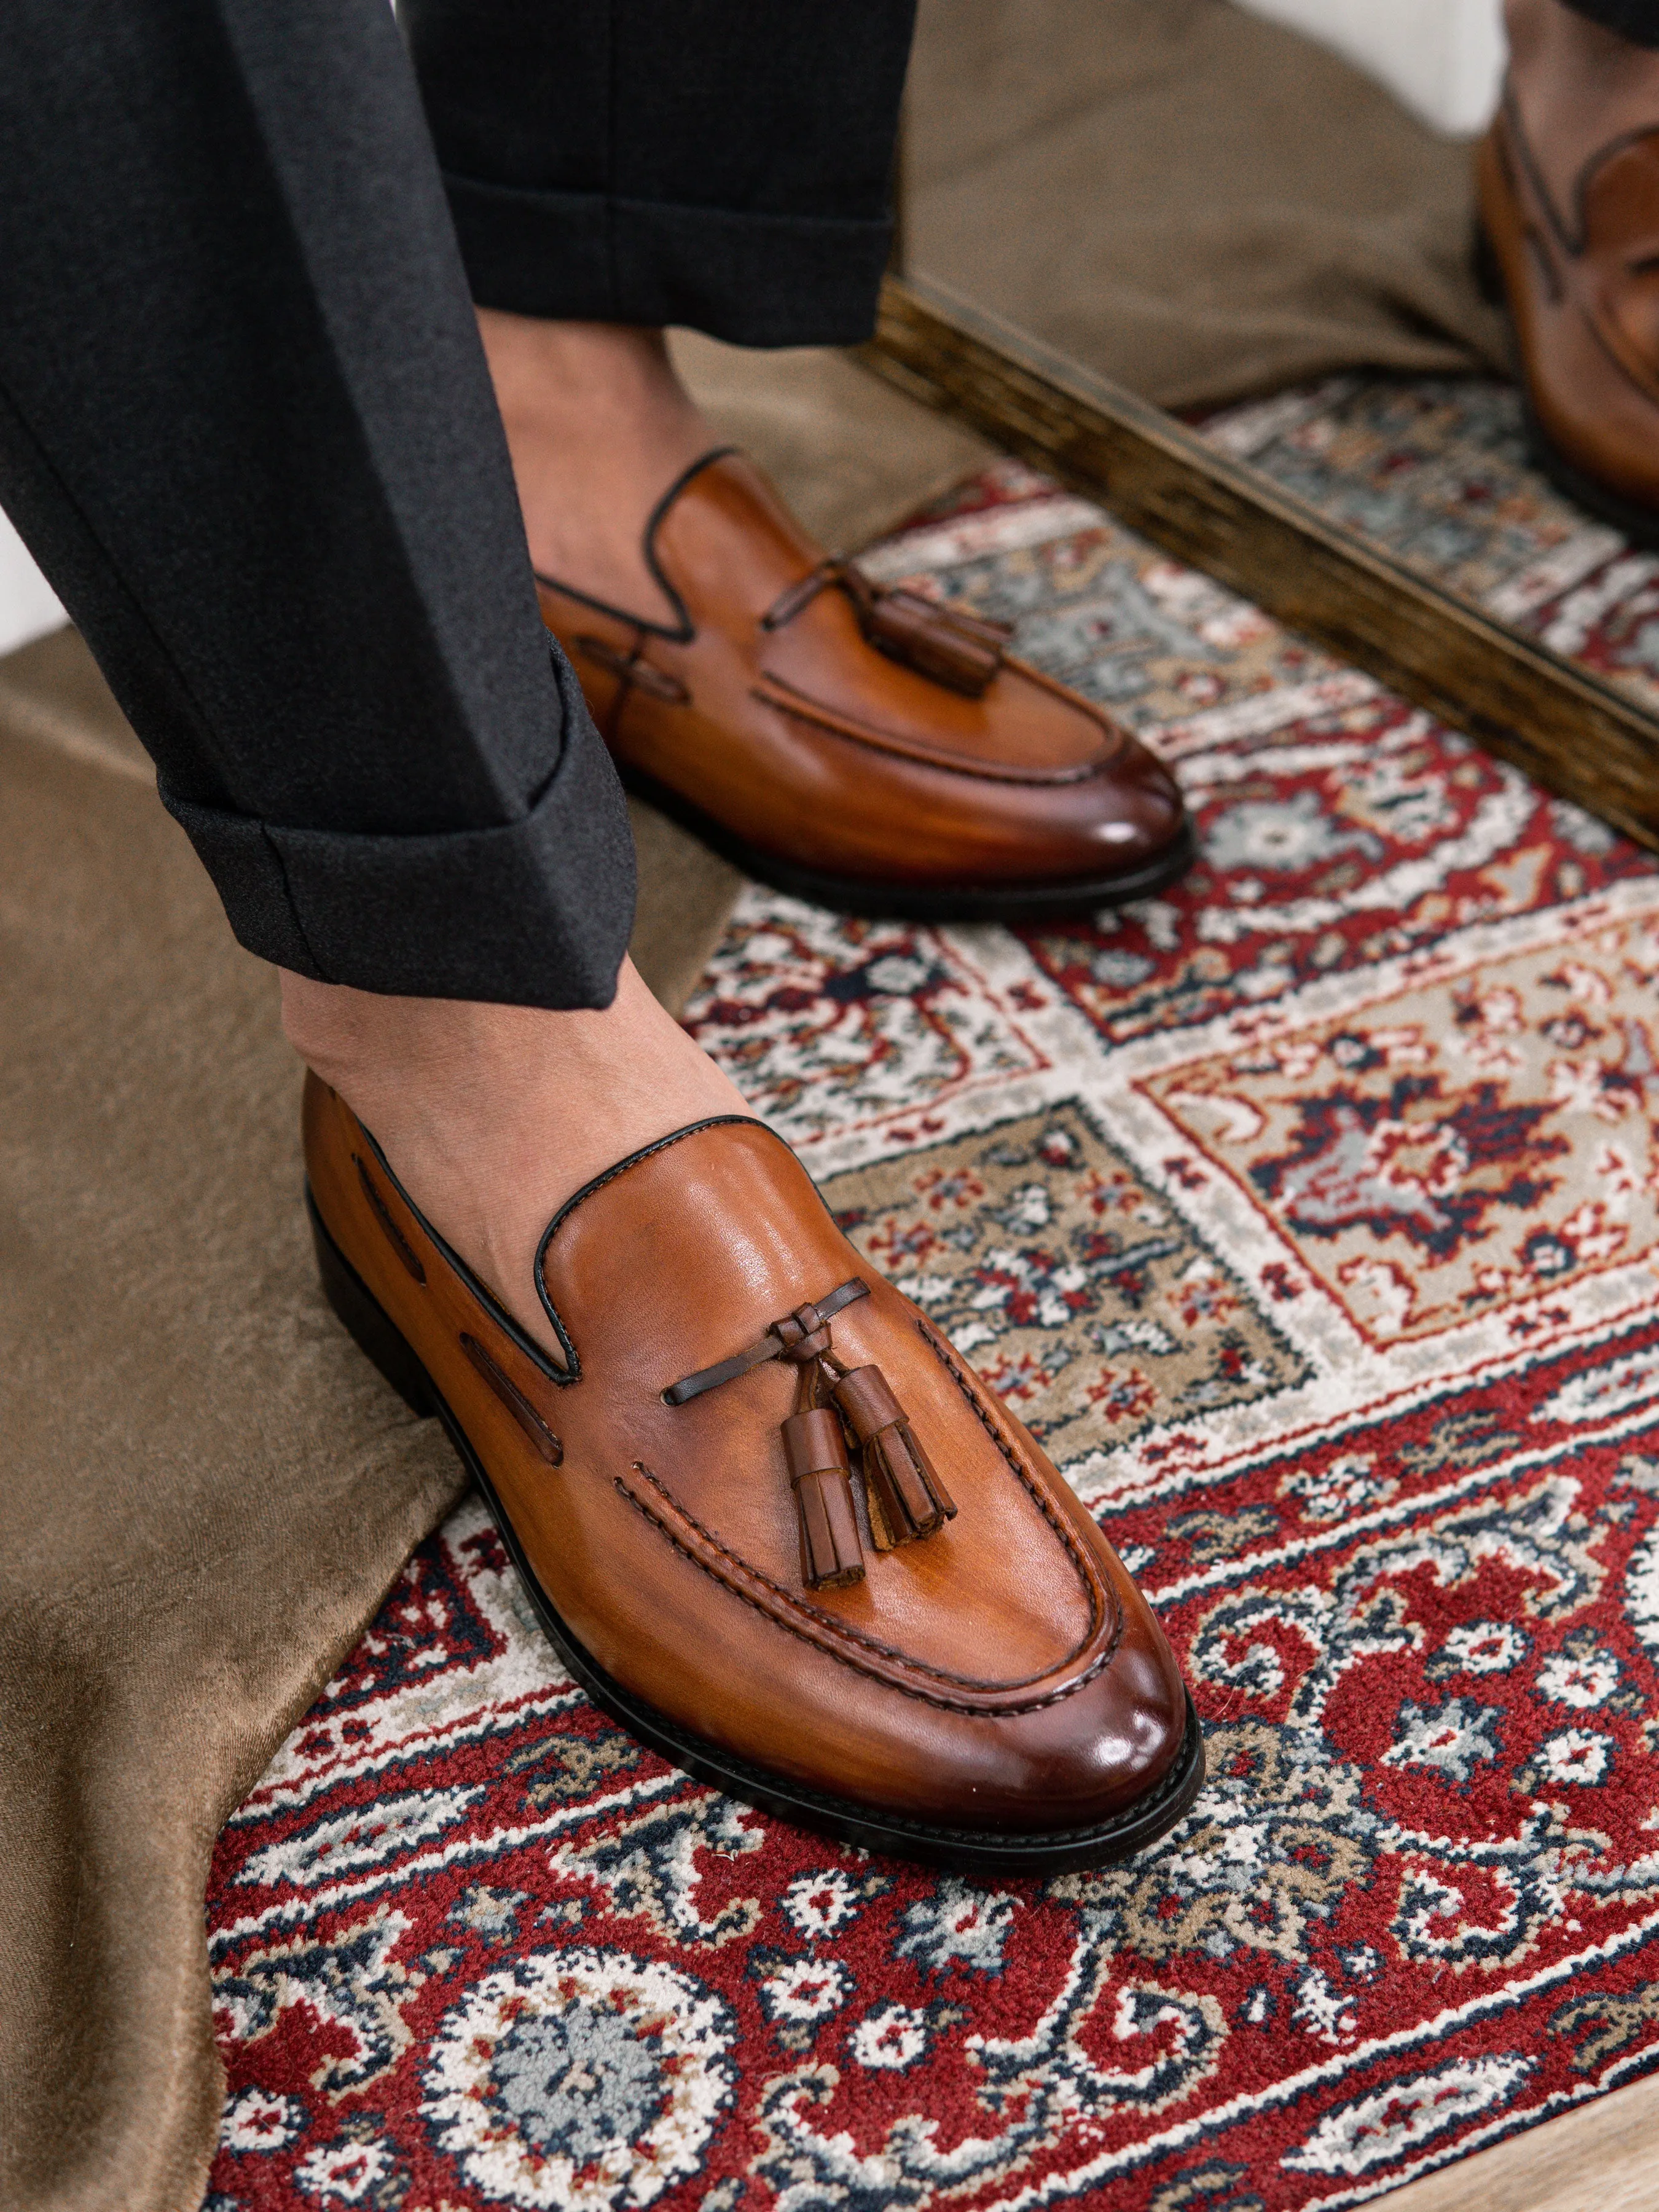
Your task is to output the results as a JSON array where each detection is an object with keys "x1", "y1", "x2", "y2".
[
  {"x1": 536, "y1": 448, "x2": 1193, "y2": 920},
  {"x1": 1478, "y1": 88, "x2": 1659, "y2": 542},
  {"x1": 304, "y1": 1077, "x2": 1204, "y2": 1872}
]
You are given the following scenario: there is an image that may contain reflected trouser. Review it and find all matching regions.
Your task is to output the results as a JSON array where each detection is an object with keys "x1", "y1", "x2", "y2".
[
  {"x1": 1566, "y1": 1, "x2": 1659, "y2": 43},
  {"x1": 0, "y1": 0, "x2": 914, "y2": 1008}
]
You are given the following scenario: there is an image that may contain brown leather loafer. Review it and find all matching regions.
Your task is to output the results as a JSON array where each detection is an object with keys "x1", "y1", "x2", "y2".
[
  {"x1": 535, "y1": 449, "x2": 1193, "y2": 920},
  {"x1": 304, "y1": 1077, "x2": 1203, "y2": 1871},
  {"x1": 1478, "y1": 88, "x2": 1659, "y2": 541}
]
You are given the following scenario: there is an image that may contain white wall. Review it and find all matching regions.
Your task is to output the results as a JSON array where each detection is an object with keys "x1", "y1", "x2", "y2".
[
  {"x1": 0, "y1": 0, "x2": 1510, "y2": 662},
  {"x1": 1236, "y1": 0, "x2": 1505, "y2": 138},
  {"x1": 0, "y1": 508, "x2": 63, "y2": 658}
]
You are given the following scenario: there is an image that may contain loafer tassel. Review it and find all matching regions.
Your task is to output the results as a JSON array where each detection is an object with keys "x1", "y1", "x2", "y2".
[
  {"x1": 664, "y1": 1276, "x2": 957, "y2": 1586},
  {"x1": 833, "y1": 1365, "x2": 957, "y2": 1549},
  {"x1": 782, "y1": 1405, "x2": 865, "y2": 1590}
]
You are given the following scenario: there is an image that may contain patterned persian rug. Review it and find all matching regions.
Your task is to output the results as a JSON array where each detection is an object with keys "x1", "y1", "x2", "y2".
[
  {"x1": 1199, "y1": 375, "x2": 1659, "y2": 712},
  {"x1": 204, "y1": 459, "x2": 1659, "y2": 2212}
]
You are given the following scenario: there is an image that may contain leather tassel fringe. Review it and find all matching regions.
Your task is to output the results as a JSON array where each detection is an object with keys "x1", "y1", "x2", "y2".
[
  {"x1": 663, "y1": 1277, "x2": 961, "y2": 1593},
  {"x1": 857, "y1": 586, "x2": 1009, "y2": 697},
  {"x1": 833, "y1": 1365, "x2": 957, "y2": 1549},
  {"x1": 761, "y1": 562, "x2": 1013, "y2": 698},
  {"x1": 782, "y1": 1406, "x2": 865, "y2": 1590}
]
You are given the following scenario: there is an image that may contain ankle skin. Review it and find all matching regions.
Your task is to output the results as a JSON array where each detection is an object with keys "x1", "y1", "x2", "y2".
[
  {"x1": 476, "y1": 312, "x2": 713, "y2": 618},
  {"x1": 280, "y1": 962, "x2": 748, "y2": 1349}
]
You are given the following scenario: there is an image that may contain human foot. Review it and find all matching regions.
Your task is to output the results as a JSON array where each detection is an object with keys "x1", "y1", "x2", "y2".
[
  {"x1": 280, "y1": 959, "x2": 748, "y2": 1355},
  {"x1": 1504, "y1": 0, "x2": 1659, "y2": 214},
  {"x1": 303, "y1": 1084, "x2": 1202, "y2": 1869},
  {"x1": 477, "y1": 312, "x2": 712, "y2": 621}
]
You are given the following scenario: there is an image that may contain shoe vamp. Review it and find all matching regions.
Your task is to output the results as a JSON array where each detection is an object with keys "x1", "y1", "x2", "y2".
[
  {"x1": 758, "y1": 589, "x2": 1112, "y2": 781},
  {"x1": 1585, "y1": 141, "x2": 1659, "y2": 404},
  {"x1": 1585, "y1": 136, "x2": 1659, "y2": 270},
  {"x1": 537, "y1": 1121, "x2": 1102, "y2": 1687},
  {"x1": 1523, "y1": 270, "x2": 1659, "y2": 487}
]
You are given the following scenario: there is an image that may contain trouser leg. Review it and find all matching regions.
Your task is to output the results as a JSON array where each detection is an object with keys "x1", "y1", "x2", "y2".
[
  {"x1": 0, "y1": 0, "x2": 635, "y2": 1009},
  {"x1": 1559, "y1": 1, "x2": 1659, "y2": 42},
  {"x1": 401, "y1": 0, "x2": 919, "y2": 344}
]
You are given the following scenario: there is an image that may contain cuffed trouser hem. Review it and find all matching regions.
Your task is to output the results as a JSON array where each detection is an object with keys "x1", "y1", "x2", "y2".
[
  {"x1": 1565, "y1": 0, "x2": 1659, "y2": 41},
  {"x1": 446, "y1": 176, "x2": 894, "y2": 346},
  {"x1": 161, "y1": 665, "x2": 637, "y2": 1010}
]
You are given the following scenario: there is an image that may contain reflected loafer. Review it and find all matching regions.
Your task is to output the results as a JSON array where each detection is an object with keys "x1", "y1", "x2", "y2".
[
  {"x1": 1478, "y1": 87, "x2": 1659, "y2": 541},
  {"x1": 304, "y1": 1075, "x2": 1204, "y2": 1872},
  {"x1": 536, "y1": 447, "x2": 1193, "y2": 920}
]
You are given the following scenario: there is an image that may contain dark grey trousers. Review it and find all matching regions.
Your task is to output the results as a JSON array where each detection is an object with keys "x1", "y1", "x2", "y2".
[
  {"x1": 1568, "y1": 0, "x2": 1659, "y2": 42},
  {"x1": 0, "y1": 0, "x2": 914, "y2": 1008}
]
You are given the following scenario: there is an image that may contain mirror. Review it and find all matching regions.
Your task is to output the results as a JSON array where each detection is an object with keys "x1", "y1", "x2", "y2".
[{"x1": 869, "y1": 0, "x2": 1659, "y2": 852}]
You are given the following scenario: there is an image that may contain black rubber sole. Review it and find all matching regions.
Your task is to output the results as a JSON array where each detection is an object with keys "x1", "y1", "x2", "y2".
[
  {"x1": 1473, "y1": 219, "x2": 1659, "y2": 551},
  {"x1": 619, "y1": 758, "x2": 1199, "y2": 923},
  {"x1": 307, "y1": 1188, "x2": 1207, "y2": 1874}
]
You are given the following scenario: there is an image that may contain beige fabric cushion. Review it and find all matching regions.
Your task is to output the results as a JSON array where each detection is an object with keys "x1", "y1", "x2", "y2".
[{"x1": 0, "y1": 656, "x2": 468, "y2": 2211}]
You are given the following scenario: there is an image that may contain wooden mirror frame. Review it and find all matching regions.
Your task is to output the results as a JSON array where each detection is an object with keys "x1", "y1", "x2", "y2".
[{"x1": 860, "y1": 270, "x2": 1659, "y2": 856}]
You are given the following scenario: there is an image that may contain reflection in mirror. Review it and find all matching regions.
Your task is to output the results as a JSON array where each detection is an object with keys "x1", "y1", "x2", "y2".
[
  {"x1": 1199, "y1": 379, "x2": 1659, "y2": 718},
  {"x1": 903, "y1": 0, "x2": 1507, "y2": 415},
  {"x1": 896, "y1": 0, "x2": 1659, "y2": 776}
]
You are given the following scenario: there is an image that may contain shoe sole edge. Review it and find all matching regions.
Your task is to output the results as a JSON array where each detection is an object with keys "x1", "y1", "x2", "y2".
[
  {"x1": 1519, "y1": 396, "x2": 1659, "y2": 552},
  {"x1": 618, "y1": 759, "x2": 1199, "y2": 922},
  {"x1": 307, "y1": 1185, "x2": 1207, "y2": 1873}
]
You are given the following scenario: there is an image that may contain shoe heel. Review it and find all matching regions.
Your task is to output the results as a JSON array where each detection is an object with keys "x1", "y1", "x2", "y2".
[
  {"x1": 307, "y1": 1186, "x2": 436, "y2": 1417},
  {"x1": 1473, "y1": 221, "x2": 1504, "y2": 307}
]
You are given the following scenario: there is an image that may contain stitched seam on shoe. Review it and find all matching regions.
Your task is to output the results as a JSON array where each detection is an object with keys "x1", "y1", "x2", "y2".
[
  {"x1": 533, "y1": 449, "x2": 734, "y2": 642},
  {"x1": 352, "y1": 1115, "x2": 581, "y2": 1386},
  {"x1": 625, "y1": 1462, "x2": 1099, "y2": 1687},
  {"x1": 614, "y1": 1303, "x2": 1112, "y2": 1693},
  {"x1": 921, "y1": 1319, "x2": 1115, "y2": 1623},
  {"x1": 750, "y1": 682, "x2": 1108, "y2": 787},
  {"x1": 614, "y1": 1472, "x2": 1121, "y2": 1717},
  {"x1": 537, "y1": 1115, "x2": 767, "y2": 1244}
]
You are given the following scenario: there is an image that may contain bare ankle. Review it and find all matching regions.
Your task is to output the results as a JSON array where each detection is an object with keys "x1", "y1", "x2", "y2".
[
  {"x1": 477, "y1": 315, "x2": 694, "y2": 425},
  {"x1": 477, "y1": 310, "x2": 712, "y2": 614},
  {"x1": 280, "y1": 972, "x2": 521, "y2": 1127},
  {"x1": 280, "y1": 964, "x2": 748, "y2": 1343}
]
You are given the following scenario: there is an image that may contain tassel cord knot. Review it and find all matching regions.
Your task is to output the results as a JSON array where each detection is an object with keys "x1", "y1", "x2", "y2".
[
  {"x1": 663, "y1": 1278, "x2": 958, "y2": 1590},
  {"x1": 759, "y1": 559, "x2": 1014, "y2": 698}
]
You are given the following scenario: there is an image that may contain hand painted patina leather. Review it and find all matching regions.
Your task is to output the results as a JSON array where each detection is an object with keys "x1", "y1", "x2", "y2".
[
  {"x1": 304, "y1": 1075, "x2": 1204, "y2": 1871},
  {"x1": 535, "y1": 449, "x2": 1193, "y2": 919}
]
